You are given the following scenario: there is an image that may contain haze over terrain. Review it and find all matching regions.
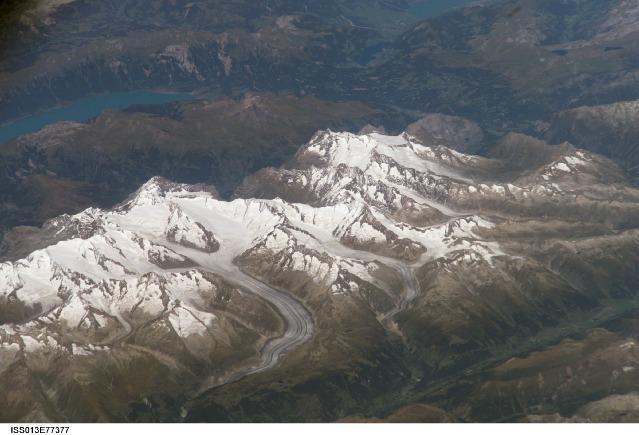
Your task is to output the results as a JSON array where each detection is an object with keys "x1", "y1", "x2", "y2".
[{"x1": 2, "y1": 0, "x2": 639, "y2": 423}]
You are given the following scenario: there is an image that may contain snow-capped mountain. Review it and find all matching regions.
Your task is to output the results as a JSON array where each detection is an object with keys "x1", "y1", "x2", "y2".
[
  {"x1": 0, "y1": 132, "x2": 507, "y2": 357},
  {"x1": 2, "y1": 130, "x2": 639, "y2": 422}
]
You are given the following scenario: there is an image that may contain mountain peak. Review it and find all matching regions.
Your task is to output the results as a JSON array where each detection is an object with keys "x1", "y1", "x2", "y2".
[{"x1": 2, "y1": 128, "x2": 639, "y2": 423}]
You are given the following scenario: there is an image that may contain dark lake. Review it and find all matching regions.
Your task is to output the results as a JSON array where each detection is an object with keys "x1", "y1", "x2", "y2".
[{"x1": 0, "y1": 90, "x2": 195, "y2": 144}]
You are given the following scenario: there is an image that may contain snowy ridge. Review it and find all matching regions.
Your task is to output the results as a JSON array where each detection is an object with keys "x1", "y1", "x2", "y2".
[
  {"x1": 0, "y1": 131, "x2": 513, "y2": 357},
  {"x1": 251, "y1": 130, "x2": 608, "y2": 217}
]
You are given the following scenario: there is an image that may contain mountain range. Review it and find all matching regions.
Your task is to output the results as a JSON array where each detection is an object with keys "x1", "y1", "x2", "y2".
[
  {"x1": 2, "y1": 129, "x2": 639, "y2": 421},
  {"x1": 2, "y1": 0, "x2": 639, "y2": 424}
]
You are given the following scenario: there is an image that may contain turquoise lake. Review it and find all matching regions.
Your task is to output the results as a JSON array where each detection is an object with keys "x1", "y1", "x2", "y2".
[
  {"x1": 0, "y1": 2, "x2": 479, "y2": 144},
  {"x1": 0, "y1": 90, "x2": 195, "y2": 144}
]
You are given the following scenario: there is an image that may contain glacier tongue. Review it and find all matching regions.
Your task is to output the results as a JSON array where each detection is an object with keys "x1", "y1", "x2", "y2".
[{"x1": 0, "y1": 131, "x2": 511, "y2": 357}]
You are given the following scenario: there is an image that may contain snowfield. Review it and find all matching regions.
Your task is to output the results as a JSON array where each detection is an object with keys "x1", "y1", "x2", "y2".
[{"x1": 0, "y1": 131, "x2": 524, "y2": 379}]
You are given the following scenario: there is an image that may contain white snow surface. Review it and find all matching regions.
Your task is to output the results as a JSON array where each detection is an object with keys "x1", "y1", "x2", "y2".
[
  {"x1": 0, "y1": 131, "x2": 511, "y2": 353},
  {"x1": 304, "y1": 131, "x2": 473, "y2": 182}
]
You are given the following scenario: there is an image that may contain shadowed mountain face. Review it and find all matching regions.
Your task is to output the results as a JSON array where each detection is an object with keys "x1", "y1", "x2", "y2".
[
  {"x1": 545, "y1": 100, "x2": 639, "y2": 182},
  {"x1": 369, "y1": 0, "x2": 639, "y2": 131},
  {"x1": 2, "y1": 0, "x2": 639, "y2": 424},
  {"x1": 3, "y1": 0, "x2": 638, "y2": 131},
  {"x1": 0, "y1": 0, "x2": 418, "y2": 122},
  {"x1": 2, "y1": 130, "x2": 639, "y2": 422},
  {"x1": 0, "y1": 93, "x2": 410, "y2": 234}
]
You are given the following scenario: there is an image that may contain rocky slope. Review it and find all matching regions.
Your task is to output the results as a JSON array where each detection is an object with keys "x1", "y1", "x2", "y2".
[
  {"x1": 406, "y1": 113, "x2": 484, "y2": 153},
  {"x1": 546, "y1": 99, "x2": 639, "y2": 182},
  {"x1": 3, "y1": 129, "x2": 639, "y2": 421},
  {"x1": 196, "y1": 130, "x2": 639, "y2": 421},
  {"x1": 4, "y1": 0, "x2": 639, "y2": 136},
  {"x1": 0, "y1": 93, "x2": 408, "y2": 235},
  {"x1": 369, "y1": 0, "x2": 639, "y2": 130},
  {"x1": 0, "y1": 0, "x2": 426, "y2": 122}
]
